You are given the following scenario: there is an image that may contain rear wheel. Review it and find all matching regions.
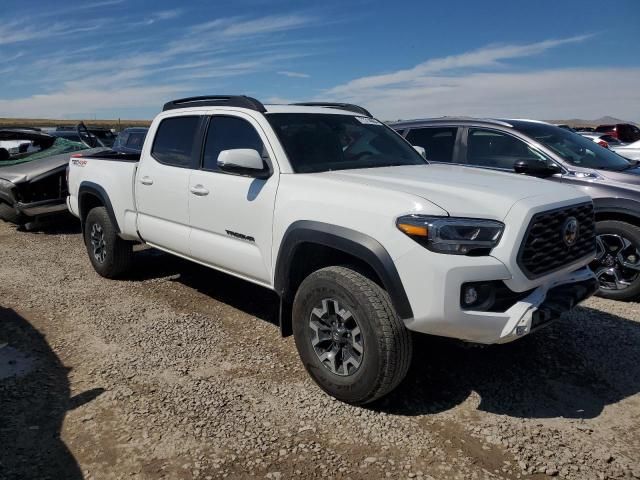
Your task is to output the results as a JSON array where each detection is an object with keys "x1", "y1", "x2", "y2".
[
  {"x1": 292, "y1": 266, "x2": 412, "y2": 404},
  {"x1": 83, "y1": 206, "x2": 133, "y2": 278},
  {"x1": 591, "y1": 220, "x2": 640, "y2": 301}
]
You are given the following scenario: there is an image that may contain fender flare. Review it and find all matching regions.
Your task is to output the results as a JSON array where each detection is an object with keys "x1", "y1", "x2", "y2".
[
  {"x1": 593, "y1": 197, "x2": 640, "y2": 225},
  {"x1": 274, "y1": 220, "x2": 414, "y2": 326},
  {"x1": 78, "y1": 181, "x2": 120, "y2": 233}
]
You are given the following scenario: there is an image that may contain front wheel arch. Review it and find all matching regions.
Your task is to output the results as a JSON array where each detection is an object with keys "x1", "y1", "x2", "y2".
[{"x1": 274, "y1": 221, "x2": 414, "y2": 336}]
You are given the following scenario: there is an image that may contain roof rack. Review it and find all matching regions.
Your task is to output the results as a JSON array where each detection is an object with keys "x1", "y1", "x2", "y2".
[
  {"x1": 292, "y1": 102, "x2": 372, "y2": 117},
  {"x1": 162, "y1": 95, "x2": 266, "y2": 112}
]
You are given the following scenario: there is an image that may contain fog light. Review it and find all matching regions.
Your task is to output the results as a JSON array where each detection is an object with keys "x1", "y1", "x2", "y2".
[
  {"x1": 463, "y1": 286, "x2": 478, "y2": 306},
  {"x1": 460, "y1": 282, "x2": 496, "y2": 311}
]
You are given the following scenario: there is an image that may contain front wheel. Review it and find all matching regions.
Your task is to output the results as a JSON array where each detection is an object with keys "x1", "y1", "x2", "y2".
[
  {"x1": 84, "y1": 206, "x2": 133, "y2": 278},
  {"x1": 591, "y1": 220, "x2": 640, "y2": 301},
  {"x1": 0, "y1": 202, "x2": 25, "y2": 225},
  {"x1": 292, "y1": 266, "x2": 412, "y2": 404}
]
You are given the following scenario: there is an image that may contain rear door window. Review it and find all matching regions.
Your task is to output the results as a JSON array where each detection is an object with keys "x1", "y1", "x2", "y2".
[
  {"x1": 151, "y1": 116, "x2": 201, "y2": 168},
  {"x1": 467, "y1": 128, "x2": 548, "y2": 169},
  {"x1": 405, "y1": 127, "x2": 458, "y2": 163}
]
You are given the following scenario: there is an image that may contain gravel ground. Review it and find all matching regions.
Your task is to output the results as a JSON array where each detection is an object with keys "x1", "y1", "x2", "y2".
[{"x1": 0, "y1": 219, "x2": 639, "y2": 480}]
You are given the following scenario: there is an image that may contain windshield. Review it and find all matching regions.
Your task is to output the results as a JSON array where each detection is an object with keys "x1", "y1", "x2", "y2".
[
  {"x1": 0, "y1": 137, "x2": 87, "y2": 167},
  {"x1": 267, "y1": 113, "x2": 426, "y2": 173},
  {"x1": 516, "y1": 122, "x2": 632, "y2": 171}
]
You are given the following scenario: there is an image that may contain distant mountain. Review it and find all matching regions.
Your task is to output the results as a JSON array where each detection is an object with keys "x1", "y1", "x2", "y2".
[{"x1": 545, "y1": 116, "x2": 637, "y2": 127}]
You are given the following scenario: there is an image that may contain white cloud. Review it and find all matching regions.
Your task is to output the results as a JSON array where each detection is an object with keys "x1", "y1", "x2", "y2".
[
  {"x1": 0, "y1": 11, "x2": 325, "y2": 118},
  {"x1": 0, "y1": 85, "x2": 187, "y2": 118},
  {"x1": 278, "y1": 70, "x2": 310, "y2": 78},
  {"x1": 320, "y1": 35, "x2": 640, "y2": 122},
  {"x1": 342, "y1": 68, "x2": 640, "y2": 121},
  {"x1": 0, "y1": 20, "x2": 102, "y2": 45},
  {"x1": 326, "y1": 35, "x2": 593, "y2": 97},
  {"x1": 222, "y1": 14, "x2": 313, "y2": 37}
]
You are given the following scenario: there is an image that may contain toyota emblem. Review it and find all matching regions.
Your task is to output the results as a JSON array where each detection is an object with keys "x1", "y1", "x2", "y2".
[{"x1": 562, "y1": 217, "x2": 579, "y2": 247}]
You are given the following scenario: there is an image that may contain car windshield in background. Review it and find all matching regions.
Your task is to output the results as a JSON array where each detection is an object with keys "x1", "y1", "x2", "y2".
[
  {"x1": 267, "y1": 113, "x2": 426, "y2": 173},
  {"x1": 1, "y1": 137, "x2": 87, "y2": 166},
  {"x1": 514, "y1": 122, "x2": 632, "y2": 171}
]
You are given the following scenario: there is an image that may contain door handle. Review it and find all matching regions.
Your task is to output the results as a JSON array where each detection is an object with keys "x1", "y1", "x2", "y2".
[
  {"x1": 190, "y1": 184, "x2": 210, "y2": 196},
  {"x1": 140, "y1": 176, "x2": 154, "y2": 186}
]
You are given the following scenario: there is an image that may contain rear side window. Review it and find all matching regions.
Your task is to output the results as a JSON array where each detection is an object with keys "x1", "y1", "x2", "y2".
[
  {"x1": 126, "y1": 132, "x2": 146, "y2": 148},
  {"x1": 202, "y1": 116, "x2": 265, "y2": 171},
  {"x1": 405, "y1": 127, "x2": 457, "y2": 162},
  {"x1": 467, "y1": 128, "x2": 548, "y2": 169},
  {"x1": 151, "y1": 116, "x2": 201, "y2": 167},
  {"x1": 595, "y1": 125, "x2": 614, "y2": 133}
]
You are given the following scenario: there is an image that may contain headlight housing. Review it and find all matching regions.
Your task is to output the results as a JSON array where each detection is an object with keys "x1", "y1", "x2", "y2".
[{"x1": 396, "y1": 215, "x2": 504, "y2": 255}]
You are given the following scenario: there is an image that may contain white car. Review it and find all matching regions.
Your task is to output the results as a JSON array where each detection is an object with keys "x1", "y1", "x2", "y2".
[
  {"x1": 67, "y1": 96, "x2": 598, "y2": 404},
  {"x1": 613, "y1": 139, "x2": 640, "y2": 161},
  {"x1": 578, "y1": 132, "x2": 625, "y2": 149}
]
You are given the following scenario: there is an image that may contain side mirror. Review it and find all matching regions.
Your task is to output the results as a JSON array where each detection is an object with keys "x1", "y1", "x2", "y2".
[
  {"x1": 513, "y1": 159, "x2": 561, "y2": 177},
  {"x1": 413, "y1": 145, "x2": 427, "y2": 158},
  {"x1": 217, "y1": 149, "x2": 270, "y2": 178}
]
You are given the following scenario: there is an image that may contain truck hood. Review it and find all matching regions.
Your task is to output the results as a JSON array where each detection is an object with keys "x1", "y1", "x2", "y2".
[{"x1": 321, "y1": 164, "x2": 585, "y2": 220}]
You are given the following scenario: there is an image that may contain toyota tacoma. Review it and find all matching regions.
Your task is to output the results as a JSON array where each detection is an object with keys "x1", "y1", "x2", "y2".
[{"x1": 67, "y1": 96, "x2": 598, "y2": 404}]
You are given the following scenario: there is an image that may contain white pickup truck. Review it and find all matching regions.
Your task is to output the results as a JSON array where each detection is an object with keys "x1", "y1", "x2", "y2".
[{"x1": 67, "y1": 96, "x2": 598, "y2": 404}]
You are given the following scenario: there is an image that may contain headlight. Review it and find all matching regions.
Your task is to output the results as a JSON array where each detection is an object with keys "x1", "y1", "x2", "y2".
[{"x1": 396, "y1": 215, "x2": 504, "y2": 255}]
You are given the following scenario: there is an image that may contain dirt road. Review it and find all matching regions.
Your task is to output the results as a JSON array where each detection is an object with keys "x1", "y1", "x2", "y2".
[{"x1": 0, "y1": 220, "x2": 639, "y2": 479}]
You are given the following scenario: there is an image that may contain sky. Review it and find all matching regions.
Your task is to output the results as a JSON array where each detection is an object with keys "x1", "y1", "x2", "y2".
[{"x1": 0, "y1": 0, "x2": 639, "y2": 121}]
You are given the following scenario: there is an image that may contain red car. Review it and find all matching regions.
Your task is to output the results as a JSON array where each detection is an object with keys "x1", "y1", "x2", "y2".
[{"x1": 594, "y1": 123, "x2": 640, "y2": 143}]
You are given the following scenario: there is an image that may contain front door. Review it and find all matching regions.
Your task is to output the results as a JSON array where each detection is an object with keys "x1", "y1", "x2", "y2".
[{"x1": 188, "y1": 113, "x2": 278, "y2": 285}]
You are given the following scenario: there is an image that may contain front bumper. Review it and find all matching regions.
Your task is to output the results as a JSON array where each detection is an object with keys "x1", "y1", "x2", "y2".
[
  {"x1": 397, "y1": 244, "x2": 597, "y2": 343},
  {"x1": 16, "y1": 198, "x2": 67, "y2": 217}
]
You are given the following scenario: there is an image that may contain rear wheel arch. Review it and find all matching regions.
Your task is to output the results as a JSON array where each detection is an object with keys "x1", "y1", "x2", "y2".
[
  {"x1": 78, "y1": 182, "x2": 120, "y2": 233},
  {"x1": 274, "y1": 221, "x2": 413, "y2": 336}
]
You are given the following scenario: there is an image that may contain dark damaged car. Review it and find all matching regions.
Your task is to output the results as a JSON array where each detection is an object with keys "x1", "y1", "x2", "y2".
[{"x1": 0, "y1": 125, "x2": 108, "y2": 227}]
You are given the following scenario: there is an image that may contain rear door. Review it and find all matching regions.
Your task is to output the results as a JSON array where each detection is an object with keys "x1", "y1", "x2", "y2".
[
  {"x1": 135, "y1": 114, "x2": 204, "y2": 254},
  {"x1": 187, "y1": 113, "x2": 278, "y2": 285}
]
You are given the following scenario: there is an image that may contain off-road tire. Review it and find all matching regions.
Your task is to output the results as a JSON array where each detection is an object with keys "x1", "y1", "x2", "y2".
[
  {"x1": 84, "y1": 206, "x2": 133, "y2": 278},
  {"x1": 292, "y1": 266, "x2": 412, "y2": 404}
]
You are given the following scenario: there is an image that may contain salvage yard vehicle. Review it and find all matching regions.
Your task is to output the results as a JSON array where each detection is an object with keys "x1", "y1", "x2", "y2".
[
  {"x1": 392, "y1": 118, "x2": 640, "y2": 301},
  {"x1": 112, "y1": 127, "x2": 149, "y2": 154},
  {"x1": 52, "y1": 125, "x2": 117, "y2": 148},
  {"x1": 68, "y1": 95, "x2": 598, "y2": 404},
  {"x1": 613, "y1": 139, "x2": 640, "y2": 161},
  {"x1": 0, "y1": 126, "x2": 106, "y2": 227}
]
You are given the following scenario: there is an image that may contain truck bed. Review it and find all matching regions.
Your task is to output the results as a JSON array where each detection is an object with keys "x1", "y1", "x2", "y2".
[
  {"x1": 67, "y1": 152, "x2": 141, "y2": 240},
  {"x1": 78, "y1": 150, "x2": 141, "y2": 162}
]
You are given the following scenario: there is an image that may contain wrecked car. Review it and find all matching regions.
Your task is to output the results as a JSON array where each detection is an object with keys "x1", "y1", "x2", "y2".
[
  {"x1": 0, "y1": 124, "x2": 108, "y2": 227},
  {"x1": 112, "y1": 127, "x2": 148, "y2": 154},
  {"x1": 52, "y1": 125, "x2": 117, "y2": 148}
]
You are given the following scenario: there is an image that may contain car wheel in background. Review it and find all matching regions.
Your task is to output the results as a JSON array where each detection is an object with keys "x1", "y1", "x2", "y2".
[
  {"x1": 591, "y1": 220, "x2": 640, "y2": 301},
  {"x1": 0, "y1": 202, "x2": 25, "y2": 225},
  {"x1": 292, "y1": 265, "x2": 412, "y2": 404}
]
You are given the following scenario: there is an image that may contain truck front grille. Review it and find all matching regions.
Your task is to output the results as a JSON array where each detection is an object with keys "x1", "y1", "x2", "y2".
[{"x1": 517, "y1": 202, "x2": 595, "y2": 279}]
